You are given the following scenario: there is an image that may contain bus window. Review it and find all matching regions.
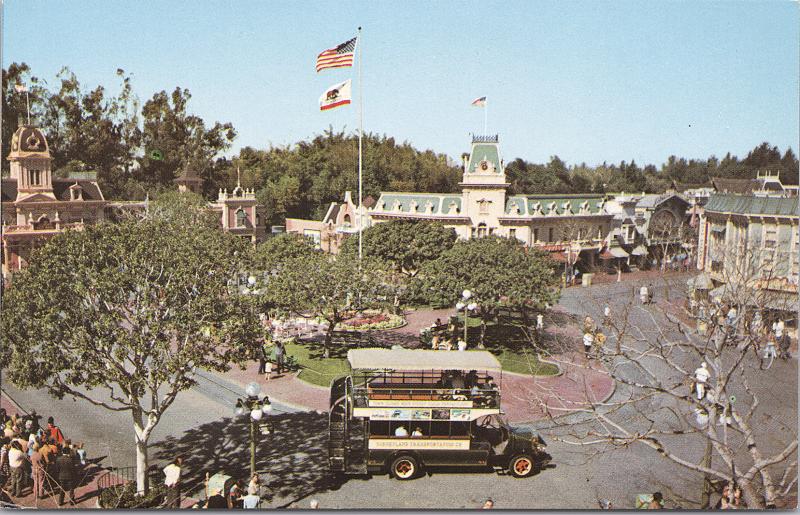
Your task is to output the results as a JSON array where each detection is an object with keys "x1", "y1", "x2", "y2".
[
  {"x1": 450, "y1": 421, "x2": 469, "y2": 437},
  {"x1": 370, "y1": 421, "x2": 390, "y2": 436},
  {"x1": 430, "y1": 421, "x2": 450, "y2": 437}
]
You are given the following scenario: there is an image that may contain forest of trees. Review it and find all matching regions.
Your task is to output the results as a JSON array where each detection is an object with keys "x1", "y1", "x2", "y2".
[{"x1": 3, "y1": 63, "x2": 798, "y2": 225}]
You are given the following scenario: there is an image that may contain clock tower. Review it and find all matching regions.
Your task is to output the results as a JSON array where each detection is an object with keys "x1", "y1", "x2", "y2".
[{"x1": 459, "y1": 135, "x2": 509, "y2": 238}]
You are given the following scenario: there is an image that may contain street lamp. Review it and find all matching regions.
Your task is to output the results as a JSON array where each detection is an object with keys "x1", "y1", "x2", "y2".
[
  {"x1": 234, "y1": 382, "x2": 274, "y2": 476},
  {"x1": 456, "y1": 290, "x2": 479, "y2": 349}
]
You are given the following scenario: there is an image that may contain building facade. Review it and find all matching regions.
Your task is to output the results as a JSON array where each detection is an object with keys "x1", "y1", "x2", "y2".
[
  {"x1": 698, "y1": 193, "x2": 799, "y2": 314},
  {"x1": 1, "y1": 126, "x2": 108, "y2": 279}
]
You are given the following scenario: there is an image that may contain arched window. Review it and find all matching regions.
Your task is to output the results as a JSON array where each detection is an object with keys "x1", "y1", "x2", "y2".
[
  {"x1": 477, "y1": 223, "x2": 488, "y2": 238},
  {"x1": 343, "y1": 214, "x2": 352, "y2": 227},
  {"x1": 235, "y1": 208, "x2": 247, "y2": 228}
]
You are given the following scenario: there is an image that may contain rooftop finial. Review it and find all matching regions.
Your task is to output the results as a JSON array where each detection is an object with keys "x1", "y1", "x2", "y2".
[{"x1": 236, "y1": 166, "x2": 242, "y2": 189}]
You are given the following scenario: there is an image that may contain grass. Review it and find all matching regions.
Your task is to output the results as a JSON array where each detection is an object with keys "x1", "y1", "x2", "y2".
[
  {"x1": 494, "y1": 348, "x2": 560, "y2": 376},
  {"x1": 284, "y1": 340, "x2": 351, "y2": 387}
]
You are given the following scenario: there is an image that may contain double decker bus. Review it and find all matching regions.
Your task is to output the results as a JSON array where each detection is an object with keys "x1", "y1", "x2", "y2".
[{"x1": 328, "y1": 348, "x2": 549, "y2": 480}]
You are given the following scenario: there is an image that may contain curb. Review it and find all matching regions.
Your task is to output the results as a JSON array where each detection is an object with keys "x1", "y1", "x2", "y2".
[
  {"x1": 214, "y1": 370, "x2": 324, "y2": 414},
  {"x1": 1, "y1": 391, "x2": 28, "y2": 415}
]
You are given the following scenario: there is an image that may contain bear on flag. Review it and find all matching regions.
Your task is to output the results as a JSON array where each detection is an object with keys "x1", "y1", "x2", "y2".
[{"x1": 319, "y1": 79, "x2": 352, "y2": 111}]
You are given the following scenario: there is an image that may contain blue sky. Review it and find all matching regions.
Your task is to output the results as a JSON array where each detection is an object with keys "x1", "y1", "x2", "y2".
[{"x1": 4, "y1": 0, "x2": 798, "y2": 167}]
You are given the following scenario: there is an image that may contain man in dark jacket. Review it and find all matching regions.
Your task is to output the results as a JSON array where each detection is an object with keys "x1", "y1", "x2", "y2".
[{"x1": 55, "y1": 447, "x2": 76, "y2": 506}]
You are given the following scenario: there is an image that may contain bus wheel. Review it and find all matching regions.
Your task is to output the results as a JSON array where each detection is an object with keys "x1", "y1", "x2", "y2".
[
  {"x1": 508, "y1": 454, "x2": 535, "y2": 478},
  {"x1": 390, "y1": 455, "x2": 418, "y2": 480}
]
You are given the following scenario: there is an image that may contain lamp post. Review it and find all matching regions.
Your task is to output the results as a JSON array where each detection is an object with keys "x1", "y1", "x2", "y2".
[
  {"x1": 456, "y1": 290, "x2": 478, "y2": 349},
  {"x1": 234, "y1": 382, "x2": 273, "y2": 477}
]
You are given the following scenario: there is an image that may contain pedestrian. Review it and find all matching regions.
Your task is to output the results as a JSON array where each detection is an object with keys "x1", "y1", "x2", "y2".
[
  {"x1": 647, "y1": 283, "x2": 654, "y2": 304},
  {"x1": 583, "y1": 316, "x2": 596, "y2": 334},
  {"x1": 273, "y1": 341, "x2": 286, "y2": 375},
  {"x1": 55, "y1": 446, "x2": 76, "y2": 506},
  {"x1": 694, "y1": 362, "x2": 710, "y2": 400},
  {"x1": 603, "y1": 304, "x2": 611, "y2": 325},
  {"x1": 247, "y1": 473, "x2": 261, "y2": 496},
  {"x1": 457, "y1": 339, "x2": 467, "y2": 351},
  {"x1": 309, "y1": 499, "x2": 320, "y2": 509},
  {"x1": 583, "y1": 331, "x2": 595, "y2": 357},
  {"x1": 7, "y1": 441, "x2": 26, "y2": 497},
  {"x1": 536, "y1": 313, "x2": 544, "y2": 331},
  {"x1": 205, "y1": 487, "x2": 227, "y2": 509},
  {"x1": 257, "y1": 339, "x2": 269, "y2": 375},
  {"x1": 242, "y1": 491, "x2": 260, "y2": 509},
  {"x1": 482, "y1": 498, "x2": 495, "y2": 509},
  {"x1": 640, "y1": 285, "x2": 648, "y2": 305},
  {"x1": 30, "y1": 443, "x2": 45, "y2": 500},
  {"x1": 163, "y1": 456, "x2": 183, "y2": 509},
  {"x1": 47, "y1": 417, "x2": 64, "y2": 445},
  {"x1": 75, "y1": 442, "x2": 86, "y2": 466}
]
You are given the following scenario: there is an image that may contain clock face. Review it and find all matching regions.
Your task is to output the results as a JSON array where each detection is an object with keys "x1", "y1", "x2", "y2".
[{"x1": 480, "y1": 160, "x2": 489, "y2": 171}]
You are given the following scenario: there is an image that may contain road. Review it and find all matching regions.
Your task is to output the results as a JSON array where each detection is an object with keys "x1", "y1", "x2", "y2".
[{"x1": 2, "y1": 275, "x2": 795, "y2": 509}]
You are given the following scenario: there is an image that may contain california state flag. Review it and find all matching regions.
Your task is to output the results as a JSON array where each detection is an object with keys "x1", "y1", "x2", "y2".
[{"x1": 319, "y1": 79, "x2": 352, "y2": 111}]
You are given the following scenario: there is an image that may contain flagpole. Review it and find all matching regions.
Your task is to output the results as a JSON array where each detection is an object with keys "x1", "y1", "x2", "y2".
[
  {"x1": 484, "y1": 98, "x2": 488, "y2": 135},
  {"x1": 357, "y1": 26, "x2": 363, "y2": 265}
]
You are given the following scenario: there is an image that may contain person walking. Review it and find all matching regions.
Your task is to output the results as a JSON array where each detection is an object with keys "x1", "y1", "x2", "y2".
[
  {"x1": 536, "y1": 313, "x2": 544, "y2": 331},
  {"x1": 30, "y1": 443, "x2": 45, "y2": 500},
  {"x1": 47, "y1": 417, "x2": 64, "y2": 446},
  {"x1": 583, "y1": 331, "x2": 595, "y2": 357},
  {"x1": 272, "y1": 341, "x2": 286, "y2": 375},
  {"x1": 163, "y1": 456, "x2": 183, "y2": 508},
  {"x1": 55, "y1": 446, "x2": 76, "y2": 506},
  {"x1": 694, "y1": 362, "x2": 710, "y2": 400},
  {"x1": 647, "y1": 283, "x2": 654, "y2": 304},
  {"x1": 640, "y1": 285, "x2": 648, "y2": 305},
  {"x1": 257, "y1": 339, "x2": 269, "y2": 375},
  {"x1": 603, "y1": 304, "x2": 611, "y2": 326}
]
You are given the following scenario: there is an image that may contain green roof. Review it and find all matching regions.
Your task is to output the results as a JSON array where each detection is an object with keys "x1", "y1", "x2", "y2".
[
  {"x1": 506, "y1": 195, "x2": 606, "y2": 216},
  {"x1": 466, "y1": 143, "x2": 501, "y2": 174},
  {"x1": 375, "y1": 193, "x2": 462, "y2": 215},
  {"x1": 704, "y1": 194, "x2": 798, "y2": 218}
]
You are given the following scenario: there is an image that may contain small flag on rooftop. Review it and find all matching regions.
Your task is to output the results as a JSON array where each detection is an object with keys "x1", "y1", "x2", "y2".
[
  {"x1": 319, "y1": 79, "x2": 352, "y2": 111},
  {"x1": 316, "y1": 37, "x2": 357, "y2": 72},
  {"x1": 471, "y1": 96, "x2": 487, "y2": 107}
]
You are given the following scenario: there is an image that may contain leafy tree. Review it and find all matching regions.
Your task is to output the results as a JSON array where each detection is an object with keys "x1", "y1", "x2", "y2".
[
  {"x1": 264, "y1": 252, "x2": 392, "y2": 357},
  {"x1": 146, "y1": 190, "x2": 219, "y2": 228},
  {"x1": 340, "y1": 219, "x2": 457, "y2": 278},
  {"x1": 137, "y1": 87, "x2": 236, "y2": 191},
  {"x1": 413, "y1": 236, "x2": 561, "y2": 347},
  {"x1": 0, "y1": 218, "x2": 259, "y2": 494}
]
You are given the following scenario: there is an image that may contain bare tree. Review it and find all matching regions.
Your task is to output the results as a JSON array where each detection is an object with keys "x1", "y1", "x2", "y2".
[{"x1": 530, "y1": 243, "x2": 797, "y2": 509}]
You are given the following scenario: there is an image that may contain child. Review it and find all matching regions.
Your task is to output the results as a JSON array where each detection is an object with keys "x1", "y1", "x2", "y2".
[
  {"x1": 76, "y1": 442, "x2": 86, "y2": 466},
  {"x1": 264, "y1": 360, "x2": 273, "y2": 381}
]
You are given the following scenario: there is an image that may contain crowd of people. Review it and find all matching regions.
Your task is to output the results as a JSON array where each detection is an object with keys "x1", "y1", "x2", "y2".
[{"x1": 0, "y1": 409, "x2": 86, "y2": 506}]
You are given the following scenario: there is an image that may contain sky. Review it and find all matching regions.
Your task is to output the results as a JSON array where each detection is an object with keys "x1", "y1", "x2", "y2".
[{"x1": 3, "y1": 0, "x2": 798, "y2": 168}]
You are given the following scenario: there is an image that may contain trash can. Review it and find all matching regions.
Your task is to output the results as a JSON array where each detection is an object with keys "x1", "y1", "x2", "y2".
[{"x1": 582, "y1": 273, "x2": 594, "y2": 287}]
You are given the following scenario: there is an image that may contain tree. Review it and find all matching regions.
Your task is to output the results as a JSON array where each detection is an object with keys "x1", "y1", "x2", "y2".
[
  {"x1": 264, "y1": 252, "x2": 392, "y2": 358},
  {"x1": 146, "y1": 190, "x2": 219, "y2": 228},
  {"x1": 137, "y1": 87, "x2": 236, "y2": 190},
  {"x1": 413, "y1": 236, "x2": 561, "y2": 347},
  {"x1": 0, "y1": 218, "x2": 259, "y2": 494},
  {"x1": 544, "y1": 244, "x2": 797, "y2": 508},
  {"x1": 340, "y1": 220, "x2": 457, "y2": 278}
]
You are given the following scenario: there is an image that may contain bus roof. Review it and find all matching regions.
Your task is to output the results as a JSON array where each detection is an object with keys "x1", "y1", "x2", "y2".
[{"x1": 347, "y1": 348, "x2": 502, "y2": 373}]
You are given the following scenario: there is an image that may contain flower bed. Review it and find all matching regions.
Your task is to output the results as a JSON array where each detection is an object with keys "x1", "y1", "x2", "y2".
[{"x1": 337, "y1": 312, "x2": 405, "y2": 331}]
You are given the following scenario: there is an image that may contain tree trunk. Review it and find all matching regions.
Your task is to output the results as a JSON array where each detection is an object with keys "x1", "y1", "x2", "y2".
[
  {"x1": 133, "y1": 409, "x2": 150, "y2": 495},
  {"x1": 478, "y1": 314, "x2": 488, "y2": 349},
  {"x1": 324, "y1": 323, "x2": 334, "y2": 359},
  {"x1": 700, "y1": 439, "x2": 713, "y2": 508}
]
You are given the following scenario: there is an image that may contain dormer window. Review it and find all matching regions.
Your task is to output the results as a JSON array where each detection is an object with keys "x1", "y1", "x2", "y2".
[
  {"x1": 392, "y1": 200, "x2": 403, "y2": 212},
  {"x1": 70, "y1": 184, "x2": 83, "y2": 201},
  {"x1": 409, "y1": 201, "x2": 419, "y2": 213},
  {"x1": 424, "y1": 201, "x2": 434, "y2": 214},
  {"x1": 447, "y1": 201, "x2": 460, "y2": 215},
  {"x1": 235, "y1": 208, "x2": 247, "y2": 228},
  {"x1": 580, "y1": 201, "x2": 589, "y2": 214},
  {"x1": 547, "y1": 202, "x2": 557, "y2": 215}
]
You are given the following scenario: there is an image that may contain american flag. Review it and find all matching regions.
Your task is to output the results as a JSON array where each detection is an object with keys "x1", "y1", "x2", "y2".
[{"x1": 316, "y1": 37, "x2": 357, "y2": 72}]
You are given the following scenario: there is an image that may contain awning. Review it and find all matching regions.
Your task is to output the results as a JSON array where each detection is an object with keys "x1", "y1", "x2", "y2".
[
  {"x1": 609, "y1": 247, "x2": 629, "y2": 258},
  {"x1": 711, "y1": 227, "x2": 726, "y2": 234},
  {"x1": 687, "y1": 273, "x2": 713, "y2": 290},
  {"x1": 632, "y1": 245, "x2": 648, "y2": 256},
  {"x1": 347, "y1": 348, "x2": 502, "y2": 373}
]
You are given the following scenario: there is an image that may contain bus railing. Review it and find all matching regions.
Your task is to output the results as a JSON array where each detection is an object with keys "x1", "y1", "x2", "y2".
[{"x1": 352, "y1": 386, "x2": 499, "y2": 408}]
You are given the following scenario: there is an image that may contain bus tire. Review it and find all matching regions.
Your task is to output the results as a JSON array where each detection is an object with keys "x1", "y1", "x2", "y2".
[
  {"x1": 508, "y1": 454, "x2": 535, "y2": 478},
  {"x1": 389, "y1": 455, "x2": 419, "y2": 480}
]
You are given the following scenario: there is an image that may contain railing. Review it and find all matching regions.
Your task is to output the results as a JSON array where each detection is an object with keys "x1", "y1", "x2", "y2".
[
  {"x1": 96, "y1": 465, "x2": 161, "y2": 494},
  {"x1": 472, "y1": 134, "x2": 499, "y2": 143},
  {"x1": 353, "y1": 386, "x2": 499, "y2": 409}
]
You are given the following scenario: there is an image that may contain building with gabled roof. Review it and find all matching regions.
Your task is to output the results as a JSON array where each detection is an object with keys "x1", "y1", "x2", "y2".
[{"x1": 1, "y1": 125, "x2": 108, "y2": 280}]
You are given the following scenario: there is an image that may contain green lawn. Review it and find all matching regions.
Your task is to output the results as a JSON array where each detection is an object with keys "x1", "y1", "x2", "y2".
[
  {"x1": 284, "y1": 340, "x2": 350, "y2": 388},
  {"x1": 494, "y1": 348, "x2": 560, "y2": 376}
]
